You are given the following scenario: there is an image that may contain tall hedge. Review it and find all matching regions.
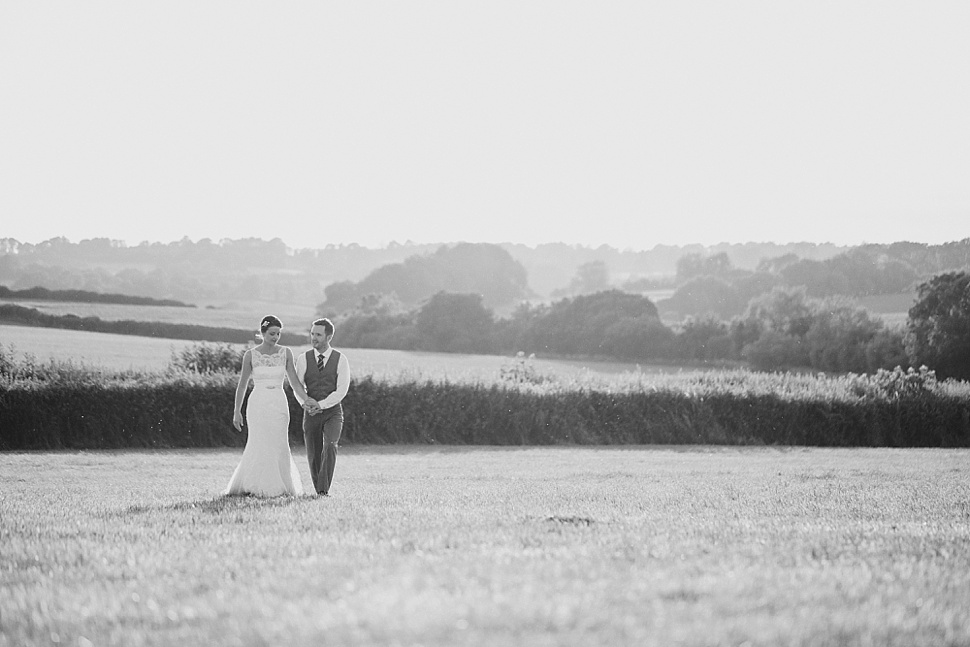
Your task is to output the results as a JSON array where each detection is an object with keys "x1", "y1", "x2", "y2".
[{"x1": 2, "y1": 370, "x2": 968, "y2": 450}]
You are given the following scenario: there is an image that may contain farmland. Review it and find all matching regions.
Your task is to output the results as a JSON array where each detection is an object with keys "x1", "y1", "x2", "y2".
[
  {"x1": 0, "y1": 323, "x2": 695, "y2": 379},
  {"x1": 2, "y1": 447, "x2": 968, "y2": 646},
  {"x1": 0, "y1": 298, "x2": 318, "y2": 330}
]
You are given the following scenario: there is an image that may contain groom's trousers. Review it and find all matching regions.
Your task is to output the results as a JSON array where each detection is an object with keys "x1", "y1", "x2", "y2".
[{"x1": 303, "y1": 404, "x2": 343, "y2": 495}]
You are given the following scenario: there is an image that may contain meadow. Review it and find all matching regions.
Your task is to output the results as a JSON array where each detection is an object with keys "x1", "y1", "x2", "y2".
[
  {"x1": 1, "y1": 447, "x2": 968, "y2": 646},
  {"x1": 0, "y1": 323, "x2": 687, "y2": 379}
]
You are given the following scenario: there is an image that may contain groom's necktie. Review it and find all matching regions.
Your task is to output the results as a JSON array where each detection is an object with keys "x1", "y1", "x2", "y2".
[{"x1": 316, "y1": 352, "x2": 325, "y2": 371}]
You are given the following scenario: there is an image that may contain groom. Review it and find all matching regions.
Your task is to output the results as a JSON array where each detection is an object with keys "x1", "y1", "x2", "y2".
[{"x1": 295, "y1": 318, "x2": 351, "y2": 496}]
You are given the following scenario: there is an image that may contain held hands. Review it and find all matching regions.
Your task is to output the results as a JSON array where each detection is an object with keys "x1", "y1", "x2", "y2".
[{"x1": 303, "y1": 398, "x2": 322, "y2": 416}]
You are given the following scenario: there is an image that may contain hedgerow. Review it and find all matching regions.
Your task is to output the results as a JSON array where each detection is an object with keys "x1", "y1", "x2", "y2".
[{"x1": 1, "y1": 346, "x2": 967, "y2": 449}]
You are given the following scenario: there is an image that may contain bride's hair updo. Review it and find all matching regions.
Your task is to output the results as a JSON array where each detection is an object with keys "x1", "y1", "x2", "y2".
[{"x1": 259, "y1": 315, "x2": 283, "y2": 333}]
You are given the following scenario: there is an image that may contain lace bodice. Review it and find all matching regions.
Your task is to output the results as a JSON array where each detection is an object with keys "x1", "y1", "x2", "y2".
[{"x1": 251, "y1": 346, "x2": 287, "y2": 386}]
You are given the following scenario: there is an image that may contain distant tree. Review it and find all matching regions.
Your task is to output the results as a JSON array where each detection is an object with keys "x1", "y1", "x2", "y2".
[
  {"x1": 317, "y1": 281, "x2": 362, "y2": 317},
  {"x1": 864, "y1": 328, "x2": 910, "y2": 373},
  {"x1": 677, "y1": 316, "x2": 735, "y2": 362},
  {"x1": 804, "y1": 299, "x2": 885, "y2": 373},
  {"x1": 905, "y1": 271, "x2": 970, "y2": 380},
  {"x1": 736, "y1": 287, "x2": 814, "y2": 370},
  {"x1": 416, "y1": 292, "x2": 495, "y2": 354},
  {"x1": 660, "y1": 276, "x2": 745, "y2": 319},
  {"x1": 676, "y1": 252, "x2": 732, "y2": 282},
  {"x1": 619, "y1": 275, "x2": 678, "y2": 293},
  {"x1": 354, "y1": 292, "x2": 406, "y2": 317},
  {"x1": 552, "y1": 261, "x2": 610, "y2": 297},
  {"x1": 519, "y1": 290, "x2": 666, "y2": 357},
  {"x1": 744, "y1": 287, "x2": 815, "y2": 338},
  {"x1": 601, "y1": 315, "x2": 677, "y2": 360},
  {"x1": 732, "y1": 271, "x2": 782, "y2": 306},
  {"x1": 738, "y1": 287, "x2": 909, "y2": 373},
  {"x1": 317, "y1": 243, "x2": 529, "y2": 314},
  {"x1": 495, "y1": 302, "x2": 544, "y2": 352},
  {"x1": 742, "y1": 330, "x2": 808, "y2": 371},
  {"x1": 778, "y1": 259, "x2": 832, "y2": 296},
  {"x1": 338, "y1": 312, "x2": 418, "y2": 350},
  {"x1": 779, "y1": 249, "x2": 918, "y2": 298},
  {"x1": 756, "y1": 253, "x2": 799, "y2": 274}
]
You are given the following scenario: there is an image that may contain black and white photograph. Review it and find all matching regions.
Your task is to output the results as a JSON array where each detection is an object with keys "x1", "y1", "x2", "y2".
[{"x1": 2, "y1": 2, "x2": 969, "y2": 645}]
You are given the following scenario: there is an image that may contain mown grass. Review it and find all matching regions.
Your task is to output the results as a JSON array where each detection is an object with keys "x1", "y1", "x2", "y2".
[{"x1": 2, "y1": 447, "x2": 969, "y2": 646}]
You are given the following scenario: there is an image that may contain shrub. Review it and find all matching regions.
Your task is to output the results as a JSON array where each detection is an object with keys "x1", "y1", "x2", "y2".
[
  {"x1": 849, "y1": 365, "x2": 939, "y2": 400},
  {"x1": 169, "y1": 342, "x2": 246, "y2": 374},
  {"x1": 499, "y1": 352, "x2": 548, "y2": 386}
]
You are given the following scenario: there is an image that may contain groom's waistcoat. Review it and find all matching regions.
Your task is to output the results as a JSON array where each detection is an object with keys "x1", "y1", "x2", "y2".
[{"x1": 304, "y1": 349, "x2": 341, "y2": 405}]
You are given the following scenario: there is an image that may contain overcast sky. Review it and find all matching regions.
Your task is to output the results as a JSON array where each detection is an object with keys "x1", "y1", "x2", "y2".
[{"x1": 2, "y1": 1, "x2": 968, "y2": 251}]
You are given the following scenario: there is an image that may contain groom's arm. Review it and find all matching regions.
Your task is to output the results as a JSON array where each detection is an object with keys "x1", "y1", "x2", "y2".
[{"x1": 317, "y1": 353, "x2": 351, "y2": 409}]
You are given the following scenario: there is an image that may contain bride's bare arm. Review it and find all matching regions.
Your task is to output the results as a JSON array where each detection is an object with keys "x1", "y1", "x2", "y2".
[
  {"x1": 284, "y1": 347, "x2": 313, "y2": 406},
  {"x1": 232, "y1": 350, "x2": 254, "y2": 430}
]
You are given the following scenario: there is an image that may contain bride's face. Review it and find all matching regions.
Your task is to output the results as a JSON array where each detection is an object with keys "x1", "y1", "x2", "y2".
[{"x1": 262, "y1": 326, "x2": 282, "y2": 344}]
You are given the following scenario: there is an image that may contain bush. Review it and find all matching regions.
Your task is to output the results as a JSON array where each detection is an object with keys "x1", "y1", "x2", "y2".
[
  {"x1": 849, "y1": 365, "x2": 939, "y2": 400},
  {"x1": 498, "y1": 352, "x2": 548, "y2": 386},
  {"x1": 169, "y1": 342, "x2": 246, "y2": 374}
]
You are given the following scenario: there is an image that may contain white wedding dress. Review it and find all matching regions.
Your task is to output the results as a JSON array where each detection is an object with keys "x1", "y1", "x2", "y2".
[{"x1": 225, "y1": 346, "x2": 304, "y2": 497}]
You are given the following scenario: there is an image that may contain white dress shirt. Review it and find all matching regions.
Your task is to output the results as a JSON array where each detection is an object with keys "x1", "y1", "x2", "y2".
[{"x1": 293, "y1": 347, "x2": 351, "y2": 409}]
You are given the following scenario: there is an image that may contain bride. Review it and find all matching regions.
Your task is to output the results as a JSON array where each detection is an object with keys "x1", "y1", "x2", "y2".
[{"x1": 226, "y1": 315, "x2": 309, "y2": 497}]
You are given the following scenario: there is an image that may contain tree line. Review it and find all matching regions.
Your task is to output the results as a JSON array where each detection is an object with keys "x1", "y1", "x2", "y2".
[
  {"x1": 0, "y1": 286, "x2": 193, "y2": 308},
  {"x1": 6, "y1": 236, "x2": 967, "y2": 307},
  {"x1": 655, "y1": 246, "x2": 945, "y2": 321},
  {"x1": 331, "y1": 273, "x2": 970, "y2": 381},
  {"x1": 0, "y1": 304, "x2": 303, "y2": 346}
]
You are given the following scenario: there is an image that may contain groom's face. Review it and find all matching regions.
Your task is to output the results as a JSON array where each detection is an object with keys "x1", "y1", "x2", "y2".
[{"x1": 310, "y1": 325, "x2": 332, "y2": 351}]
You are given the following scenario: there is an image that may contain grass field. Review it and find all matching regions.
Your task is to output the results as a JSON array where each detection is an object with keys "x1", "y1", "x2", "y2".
[
  {"x1": 2, "y1": 447, "x2": 968, "y2": 646},
  {"x1": 0, "y1": 324, "x2": 700, "y2": 380},
  {"x1": 0, "y1": 298, "x2": 319, "y2": 330}
]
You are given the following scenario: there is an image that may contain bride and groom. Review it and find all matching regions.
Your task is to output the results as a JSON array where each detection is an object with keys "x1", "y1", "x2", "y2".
[{"x1": 225, "y1": 316, "x2": 351, "y2": 498}]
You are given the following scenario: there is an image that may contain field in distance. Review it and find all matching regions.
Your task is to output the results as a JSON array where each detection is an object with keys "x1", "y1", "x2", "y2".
[
  {"x1": 0, "y1": 297, "x2": 319, "y2": 329},
  {"x1": 0, "y1": 324, "x2": 698, "y2": 380}
]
